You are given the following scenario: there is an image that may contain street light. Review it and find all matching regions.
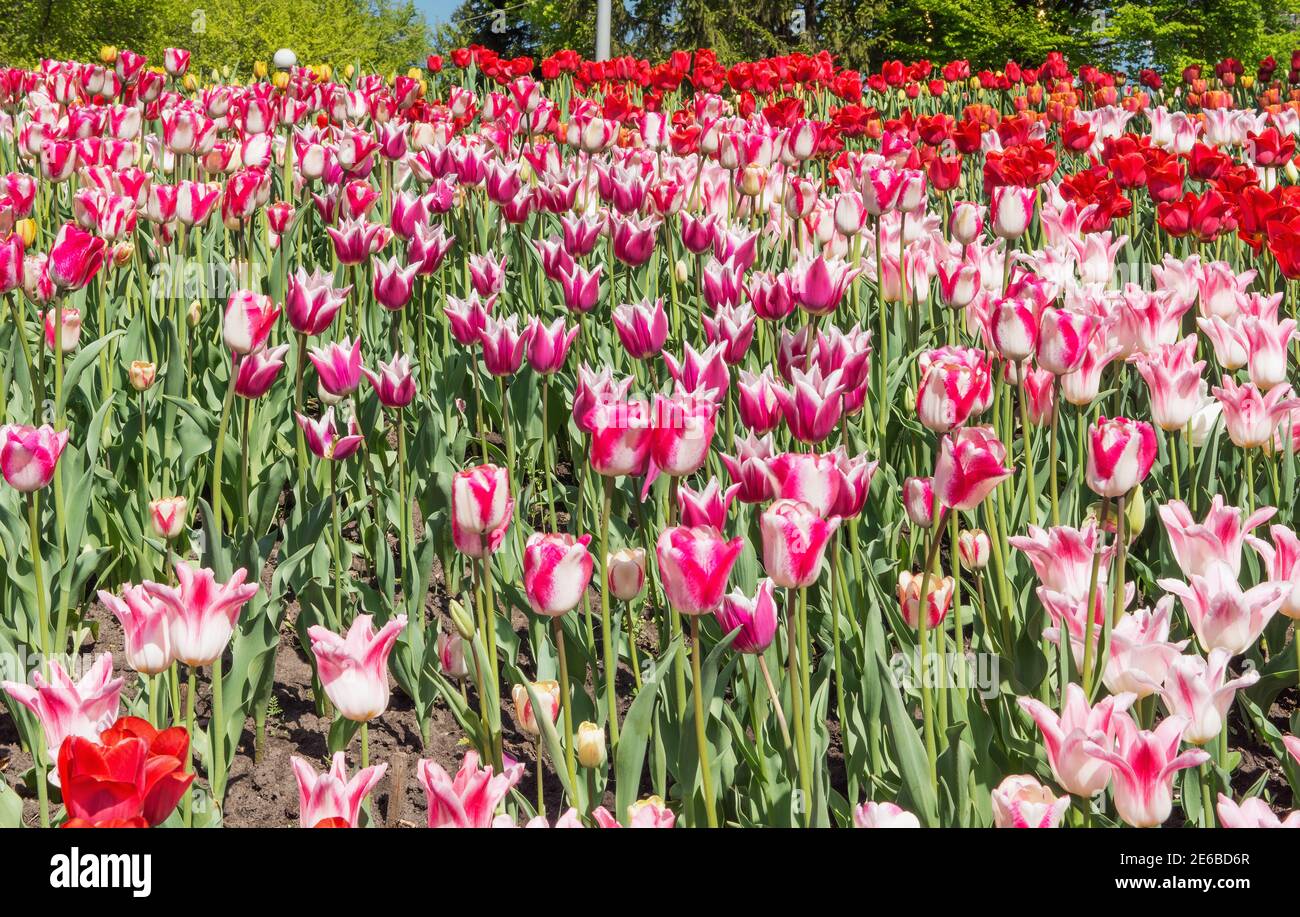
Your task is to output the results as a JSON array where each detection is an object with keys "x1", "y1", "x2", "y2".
[{"x1": 595, "y1": 0, "x2": 611, "y2": 61}]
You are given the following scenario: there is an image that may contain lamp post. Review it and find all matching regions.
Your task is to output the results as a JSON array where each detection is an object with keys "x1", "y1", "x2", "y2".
[{"x1": 595, "y1": 0, "x2": 611, "y2": 60}]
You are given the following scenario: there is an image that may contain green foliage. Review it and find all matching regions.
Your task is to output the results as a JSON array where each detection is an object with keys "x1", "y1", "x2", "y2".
[
  {"x1": 432, "y1": 0, "x2": 1300, "y2": 75},
  {"x1": 0, "y1": 0, "x2": 430, "y2": 73}
]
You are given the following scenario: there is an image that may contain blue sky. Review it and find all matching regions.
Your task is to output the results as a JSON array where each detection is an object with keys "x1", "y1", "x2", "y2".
[{"x1": 414, "y1": 0, "x2": 460, "y2": 28}]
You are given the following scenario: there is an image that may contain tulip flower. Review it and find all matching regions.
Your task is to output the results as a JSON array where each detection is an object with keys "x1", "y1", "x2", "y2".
[
  {"x1": 827, "y1": 448, "x2": 879, "y2": 519},
  {"x1": 656, "y1": 525, "x2": 745, "y2": 615},
  {"x1": 308, "y1": 614, "x2": 407, "y2": 722},
  {"x1": 664, "y1": 341, "x2": 730, "y2": 403},
  {"x1": 933, "y1": 426, "x2": 1013, "y2": 512},
  {"x1": 511, "y1": 681, "x2": 561, "y2": 737},
  {"x1": 1083, "y1": 713, "x2": 1210, "y2": 827},
  {"x1": 97, "y1": 585, "x2": 172, "y2": 676},
  {"x1": 47, "y1": 221, "x2": 106, "y2": 290},
  {"x1": 523, "y1": 533, "x2": 594, "y2": 616},
  {"x1": 437, "y1": 631, "x2": 470, "y2": 680},
  {"x1": 1215, "y1": 795, "x2": 1300, "y2": 829},
  {"x1": 607, "y1": 548, "x2": 647, "y2": 601},
  {"x1": 1131, "y1": 336, "x2": 1207, "y2": 432},
  {"x1": 0, "y1": 423, "x2": 70, "y2": 492},
  {"x1": 586, "y1": 796, "x2": 677, "y2": 828},
  {"x1": 308, "y1": 337, "x2": 363, "y2": 399},
  {"x1": 916, "y1": 350, "x2": 989, "y2": 433},
  {"x1": 285, "y1": 268, "x2": 349, "y2": 336},
  {"x1": 1036, "y1": 307, "x2": 1099, "y2": 375},
  {"x1": 1158, "y1": 560, "x2": 1289, "y2": 655},
  {"x1": 2, "y1": 653, "x2": 123, "y2": 764},
  {"x1": 1158, "y1": 496, "x2": 1274, "y2": 579},
  {"x1": 1160, "y1": 648, "x2": 1261, "y2": 745},
  {"x1": 233, "y1": 344, "x2": 288, "y2": 399},
  {"x1": 990, "y1": 296, "x2": 1039, "y2": 363},
  {"x1": 576, "y1": 721, "x2": 607, "y2": 769},
  {"x1": 296, "y1": 408, "x2": 364, "y2": 462},
  {"x1": 903, "y1": 476, "x2": 938, "y2": 527},
  {"x1": 1246, "y1": 525, "x2": 1300, "y2": 619},
  {"x1": 451, "y1": 463, "x2": 512, "y2": 555},
  {"x1": 790, "y1": 254, "x2": 862, "y2": 316},
  {"x1": 1018, "y1": 685, "x2": 1137, "y2": 797},
  {"x1": 143, "y1": 564, "x2": 259, "y2": 668},
  {"x1": 896, "y1": 570, "x2": 955, "y2": 629},
  {"x1": 223, "y1": 290, "x2": 280, "y2": 356},
  {"x1": 1212, "y1": 378, "x2": 1300, "y2": 449},
  {"x1": 479, "y1": 314, "x2": 531, "y2": 377},
  {"x1": 362, "y1": 352, "x2": 416, "y2": 409},
  {"x1": 990, "y1": 186, "x2": 1035, "y2": 239},
  {"x1": 43, "y1": 306, "x2": 82, "y2": 352},
  {"x1": 991, "y1": 774, "x2": 1070, "y2": 828},
  {"x1": 769, "y1": 452, "x2": 840, "y2": 518},
  {"x1": 292, "y1": 752, "x2": 388, "y2": 828},
  {"x1": 612, "y1": 298, "x2": 669, "y2": 361},
  {"x1": 1085, "y1": 416, "x2": 1157, "y2": 498},
  {"x1": 715, "y1": 578, "x2": 779, "y2": 654},
  {"x1": 58, "y1": 719, "x2": 193, "y2": 827},
  {"x1": 775, "y1": 366, "x2": 846, "y2": 444},
  {"x1": 372, "y1": 254, "x2": 419, "y2": 310},
  {"x1": 128, "y1": 360, "x2": 157, "y2": 392},
  {"x1": 419, "y1": 750, "x2": 524, "y2": 828},
  {"x1": 1103, "y1": 598, "x2": 1189, "y2": 697},
  {"x1": 761, "y1": 499, "x2": 840, "y2": 590},
  {"x1": 557, "y1": 263, "x2": 603, "y2": 314},
  {"x1": 149, "y1": 496, "x2": 188, "y2": 540},
  {"x1": 734, "y1": 368, "x2": 783, "y2": 435},
  {"x1": 525, "y1": 316, "x2": 578, "y2": 376},
  {"x1": 588, "y1": 397, "x2": 653, "y2": 478},
  {"x1": 957, "y1": 529, "x2": 991, "y2": 569},
  {"x1": 852, "y1": 801, "x2": 921, "y2": 828}
]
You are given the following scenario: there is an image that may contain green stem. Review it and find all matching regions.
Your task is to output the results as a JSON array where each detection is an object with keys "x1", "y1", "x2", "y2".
[
  {"x1": 184, "y1": 667, "x2": 196, "y2": 827},
  {"x1": 210, "y1": 369, "x2": 236, "y2": 531},
  {"x1": 690, "y1": 616, "x2": 717, "y2": 828},
  {"x1": 330, "y1": 461, "x2": 343, "y2": 630},
  {"x1": 26, "y1": 493, "x2": 51, "y2": 668},
  {"x1": 211, "y1": 656, "x2": 225, "y2": 804},
  {"x1": 1080, "y1": 499, "x2": 1109, "y2": 698},
  {"x1": 598, "y1": 477, "x2": 620, "y2": 747},
  {"x1": 553, "y1": 617, "x2": 578, "y2": 796}
]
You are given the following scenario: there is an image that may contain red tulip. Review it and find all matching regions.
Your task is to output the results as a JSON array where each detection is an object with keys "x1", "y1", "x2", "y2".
[{"x1": 58, "y1": 717, "x2": 193, "y2": 828}]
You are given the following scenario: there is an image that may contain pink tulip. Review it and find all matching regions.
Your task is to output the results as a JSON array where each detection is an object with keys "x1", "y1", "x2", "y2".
[
  {"x1": 990, "y1": 296, "x2": 1039, "y2": 363},
  {"x1": 223, "y1": 289, "x2": 280, "y2": 356},
  {"x1": 361, "y1": 352, "x2": 416, "y2": 409},
  {"x1": 437, "y1": 631, "x2": 470, "y2": 680},
  {"x1": 991, "y1": 775, "x2": 1070, "y2": 828},
  {"x1": 444, "y1": 292, "x2": 494, "y2": 346},
  {"x1": 285, "y1": 267, "x2": 349, "y2": 336},
  {"x1": 97, "y1": 585, "x2": 173, "y2": 675},
  {"x1": 664, "y1": 341, "x2": 729, "y2": 403},
  {"x1": 511, "y1": 681, "x2": 561, "y2": 736},
  {"x1": 47, "y1": 221, "x2": 106, "y2": 290},
  {"x1": 292, "y1": 752, "x2": 388, "y2": 828},
  {"x1": 827, "y1": 448, "x2": 879, "y2": 519},
  {"x1": 852, "y1": 801, "x2": 920, "y2": 828},
  {"x1": 419, "y1": 750, "x2": 524, "y2": 828},
  {"x1": 143, "y1": 563, "x2": 259, "y2": 667},
  {"x1": 677, "y1": 478, "x2": 741, "y2": 530},
  {"x1": 655, "y1": 525, "x2": 745, "y2": 615},
  {"x1": 1036, "y1": 307, "x2": 1099, "y2": 375},
  {"x1": 933, "y1": 426, "x2": 1013, "y2": 512},
  {"x1": 775, "y1": 366, "x2": 846, "y2": 444},
  {"x1": 957, "y1": 529, "x2": 991, "y2": 569},
  {"x1": 148, "y1": 496, "x2": 188, "y2": 540},
  {"x1": 610, "y1": 214, "x2": 659, "y2": 266},
  {"x1": 936, "y1": 260, "x2": 980, "y2": 309},
  {"x1": 916, "y1": 350, "x2": 989, "y2": 433},
  {"x1": 1215, "y1": 794, "x2": 1300, "y2": 828},
  {"x1": 451, "y1": 464, "x2": 512, "y2": 549},
  {"x1": 1158, "y1": 561, "x2": 1289, "y2": 656},
  {"x1": 990, "y1": 185, "x2": 1035, "y2": 239},
  {"x1": 163, "y1": 47, "x2": 191, "y2": 77},
  {"x1": 702, "y1": 303, "x2": 757, "y2": 364},
  {"x1": 649, "y1": 393, "x2": 716, "y2": 481},
  {"x1": 715, "y1": 579, "x2": 779, "y2": 654},
  {"x1": 557, "y1": 263, "x2": 603, "y2": 314},
  {"x1": 1213, "y1": 378, "x2": 1300, "y2": 449},
  {"x1": 1061, "y1": 335, "x2": 1125, "y2": 406},
  {"x1": 950, "y1": 201, "x2": 984, "y2": 244},
  {"x1": 43, "y1": 307, "x2": 82, "y2": 352},
  {"x1": 896, "y1": 570, "x2": 954, "y2": 629},
  {"x1": 233, "y1": 345, "x2": 288, "y2": 399},
  {"x1": 1287, "y1": 735, "x2": 1300, "y2": 767},
  {"x1": 2, "y1": 654, "x2": 123, "y2": 762},
  {"x1": 1103, "y1": 598, "x2": 1189, "y2": 697},
  {"x1": 761, "y1": 499, "x2": 840, "y2": 590},
  {"x1": 372, "y1": 254, "x2": 419, "y2": 310},
  {"x1": 1158, "y1": 495, "x2": 1275, "y2": 579},
  {"x1": 612, "y1": 299, "x2": 669, "y2": 361},
  {"x1": 1131, "y1": 336, "x2": 1206, "y2": 432},
  {"x1": 1241, "y1": 316, "x2": 1297, "y2": 391},
  {"x1": 590, "y1": 797, "x2": 676, "y2": 828},
  {"x1": 308, "y1": 337, "x2": 363, "y2": 399},
  {"x1": 588, "y1": 397, "x2": 653, "y2": 478},
  {"x1": 790, "y1": 254, "x2": 861, "y2": 316},
  {"x1": 0, "y1": 423, "x2": 70, "y2": 492},
  {"x1": 1246, "y1": 525, "x2": 1300, "y2": 619},
  {"x1": 1085, "y1": 416, "x2": 1157, "y2": 498},
  {"x1": 408, "y1": 221, "x2": 455, "y2": 276},
  {"x1": 745, "y1": 271, "x2": 795, "y2": 321},
  {"x1": 720, "y1": 433, "x2": 779, "y2": 505},
  {"x1": 1197, "y1": 316, "x2": 1249, "y2": 371},
  {"x1": 903, "y1": 476, "x2": 938, "y2": 527},
  {"x1": 308, "y1": 614, "x2": 407, "y2": 722},
  {"x1": 1083, "y1": 713, "x2": 1210, "y2": 827},
  {"x1": 1161, "y1": 648, "x2": 1261, "y2": 745},
  {"x1": 295, "y1": 408, "x2": 364, "y2": 462},
  {"x1": 327, "y1": 217, "x2": 389, "y2": 265},
  {"x1": 769, "y1": 451, "x2": 840, "y2": 518},
  {"x1": 526, "y1": 316, "x2": 579, "y2": 375},
  {"x1": 0, "y1": 233, "x2": 23, "y2": 292},
  {"x1": 1010, "y1": 522, "x2": 1114, "y2": 602},
  {"x1": 479, "y1": 314, "x2": 531, "y2": 377},
  {"x1": 735, "y1": 368, "x2": 783, "y2": 435},
  {"x1": 1018, "y1": 685, "x2": 1137, "y2": 797},
  {"x1": 523, "y1": 533, "x2": 594, "y2": 616}
]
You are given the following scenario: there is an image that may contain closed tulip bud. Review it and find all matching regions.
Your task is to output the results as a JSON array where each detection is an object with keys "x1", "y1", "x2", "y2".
[
  {"x1": 607, "y1": 547, "x2": 647, "y2": 601},
  {"x1": 576, "y1": 721, "x2": 607, "y2": 768},
  {"x1": 990, "y1": 297, "x2": 1038, "y2": 362},
  {"x1": 903, "y1": 476, "x2": 938, "y2": 527},
  {"x1": 1085, "y1": 416, "x2": 1157, "y2": 498},
  {"x1": 897, "y1": 570, "x2": 955, "y2": 629},
  {"x1": 129, "y1": 360, "x2": 157, "y2": 392},
  {"x1": 674, "y1": 258, "x2": 689, "y2": 284},
  {"x1": 436, "y1": 631, "x2": 469, "y2": 680},
  {"x1": 448, "y1": 599, "x2": 476, "y2": 640},
  {"x1": 43, "y1": 307, "x2": 82, "y2": 353},
  {"x1": 990, "y1": 185, "x2": 1035, "y2": 239},
  {"x1": 512, "y1": 681, "x2": 561, "y2": 736},
  {"x1": 187, "y1": 299, "x2": 203, "y2": 327},
  {"x1": 950, "y1": 201, "x2": 984, "y2": 245},
  {"x1": 100, "y1": 45, "x2": 118, "y2": 64},
  {"x1": 16, "y1": 219, "x2": 37, "y2": 247},
  {"x1": 149, "y1": 496, "x2": 188, "y2": 540},
  {"x1": 957, "y1": 529, "x2": 991, "y2": 568},
  {"x1": 253, "y1": 60, "x2": 268, "y2": 79},
  {"x1": 223, "y1": 289, "x2": 280, "y2": 355},
  {"x1": 714, "y1": 578, "x2": 779, "y2": 654}
]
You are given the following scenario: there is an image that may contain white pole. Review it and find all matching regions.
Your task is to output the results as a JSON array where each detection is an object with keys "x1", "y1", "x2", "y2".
[{"x1": 595, "y1": 0, "x2": 611, "y2": 60}]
